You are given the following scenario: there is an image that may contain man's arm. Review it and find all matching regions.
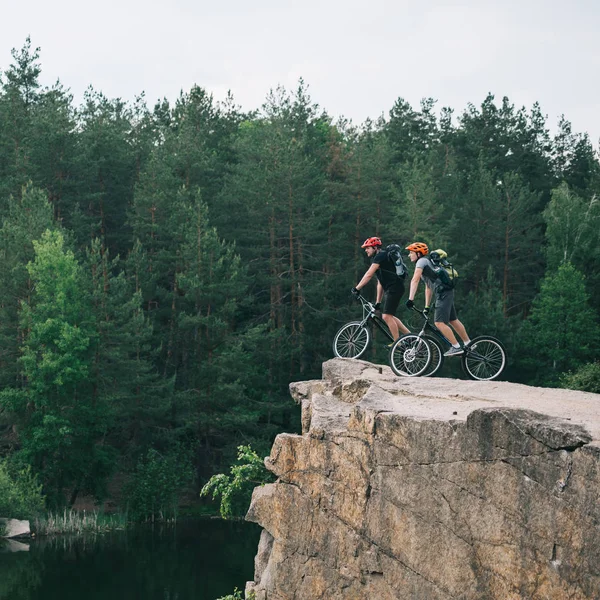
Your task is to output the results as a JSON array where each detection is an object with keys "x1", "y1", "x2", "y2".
[
  {"x1": 408, "y1": 267, "x2": 423, "y2": 301},
  {"x1": 355, "y1": 264, "x2": 379, "y2": 291},
  {"x1": 424, "y1": 285, "x2": 433, "y2": 307},
  {"x1": 376, "y1": 281, "x2": 384, "y2": 304}
]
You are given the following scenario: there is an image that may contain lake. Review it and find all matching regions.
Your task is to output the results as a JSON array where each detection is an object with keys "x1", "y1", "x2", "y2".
[{"x1": 0, "y1": 519, "x2": 261, "y2": 600}]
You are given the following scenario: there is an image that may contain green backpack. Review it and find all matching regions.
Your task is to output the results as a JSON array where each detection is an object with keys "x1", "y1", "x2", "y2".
[{"x1": 429, "y1": 249, "x2": 458, "y2": 289}]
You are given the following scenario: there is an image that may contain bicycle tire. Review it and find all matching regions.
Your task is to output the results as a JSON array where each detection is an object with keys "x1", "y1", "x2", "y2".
[
  {"x1": 461, "y1": 336, "x2": 506, "y2": 381},
  {"x1": 422, "y1": 335, "x2": 444, "y2": 377},
  {"x1": 389, "y1": 334, "x2": 432, "y2": 377},
  {"x1": 333, "y1": 321, "x2": 371, "y2": 359}
]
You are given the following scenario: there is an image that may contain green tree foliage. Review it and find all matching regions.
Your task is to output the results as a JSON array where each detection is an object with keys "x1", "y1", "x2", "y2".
[
  {"x1": 0, "y1": 185, "x2": 56, "y2": 387},
  {"x1": 72, "y1": 89, "x2": 138, "y2": 255},
  {"x1": 516, "y1": 263, "x2": 600, "y2": 384},
  {"x1": 0, "y1": 230, "x2": 114, "y2": 505},
  {"x1": 543, "y1": 183, "x2": 600, "y2": 313},
  {"x1": 84, "y1": 238, "x2": 167, "y2": 455},
  {"x1": 553, "y1": 116, "x2": 600, "y2": 194},
  {"x1": 0, "y1": 38, "x2": 42, "y2": 204},
  {"x1": 460, "y1": 267, "x2": 518, "y2": 348},
  {"x1": 1, "y1": 40, "x2": 600, "y2": 513},
  {"x1": 544, "y1": 183, "x2": 600, "y2": 269},
  {"x1": 124, "y1": 447, "x2": 194, "y2": 522}
]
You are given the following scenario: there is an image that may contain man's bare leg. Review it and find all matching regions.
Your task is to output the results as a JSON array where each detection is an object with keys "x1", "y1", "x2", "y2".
[
  {"x1": 435, "y1": 321, "x2": 458, "y2": 345},
  {"x1": 449, "y1": 319, "x2": 470, "y2": 344},
  {"x1": 383, "y1": 314, "x2": 400, "y2": 340},
  {"x1": 393, "y1": 316, "x2": 410, "y2": 335}
]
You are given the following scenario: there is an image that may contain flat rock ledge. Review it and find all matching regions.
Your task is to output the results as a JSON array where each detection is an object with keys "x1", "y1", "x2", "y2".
[{"x1": 245, "y1": 358, "x2": 600, "y2": 600}]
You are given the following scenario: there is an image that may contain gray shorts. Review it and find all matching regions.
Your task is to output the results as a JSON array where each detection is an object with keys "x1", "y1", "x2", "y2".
[{"x1": 434, "y1": 289, "x2": 457, "y2": 324}]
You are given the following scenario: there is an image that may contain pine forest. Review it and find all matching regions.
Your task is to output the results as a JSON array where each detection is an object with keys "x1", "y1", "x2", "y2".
[{"x1": 1, "y1": 39, "x2": 599, "y2": 512}]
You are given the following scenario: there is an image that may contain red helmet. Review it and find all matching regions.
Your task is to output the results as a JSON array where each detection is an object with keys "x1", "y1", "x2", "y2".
[
  {"x1": 361, "y1": 237, "x2": 382, "y2": 249},
  {"x1": 405, "y1": 242, "x2": 429, "y2": 257}
]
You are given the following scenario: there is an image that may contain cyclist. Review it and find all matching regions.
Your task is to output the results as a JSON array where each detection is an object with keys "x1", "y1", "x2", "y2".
[
  {"x1": 351, "y1": 237, "x2": 410, "y2": 342},
  {"x1": 404, "y1": 242, "x2": 471, "y2": 357}
]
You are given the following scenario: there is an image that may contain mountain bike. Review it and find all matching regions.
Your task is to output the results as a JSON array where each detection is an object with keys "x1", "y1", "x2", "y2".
[
  {"x1": 332, "y1": 294, "x2": 442, "y2": 377},
  {"x1": 390, "y1": 306, "x2": 507, "y2": 381}
]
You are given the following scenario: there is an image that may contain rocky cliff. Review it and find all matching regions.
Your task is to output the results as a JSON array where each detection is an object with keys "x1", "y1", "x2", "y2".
[{"x1": 245, "y1": 358, "x2": 600, "y2": 600}]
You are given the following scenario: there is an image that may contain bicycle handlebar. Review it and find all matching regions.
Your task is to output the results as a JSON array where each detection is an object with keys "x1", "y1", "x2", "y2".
[
  {"x1": 353, "y1": 293, "x2": 377, "y2": 312},
  {"x1": 410, "y1": 305, "x2": 431, "y2": 321}
]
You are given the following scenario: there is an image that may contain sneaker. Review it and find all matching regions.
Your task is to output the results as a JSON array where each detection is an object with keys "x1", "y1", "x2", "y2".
[{"x1": 444, "y1": 346, "x2": 464, "y2": 357}]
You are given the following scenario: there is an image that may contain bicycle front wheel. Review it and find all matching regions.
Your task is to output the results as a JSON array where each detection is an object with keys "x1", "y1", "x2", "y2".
[
  {"x1": 333, "y1": 321, "x2": 371, "y2": 359},
  {"x1": 462, "y1": 336, "x2": 506, "y2": 381},
  {"x1": 390, "y1": 334, "x2": 431, "y2": 377},
  {"x1": 422, "y1": 335, "x2": 444, "y2": 377}
]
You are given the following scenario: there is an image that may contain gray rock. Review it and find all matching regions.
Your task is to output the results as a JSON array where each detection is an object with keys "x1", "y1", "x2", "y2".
[
  {"x1": 246, "y1": 358, "x2": 600, "y2": 599},
  {"x1": 0, "y1": 518, "x2": 31, "y2": 538}
]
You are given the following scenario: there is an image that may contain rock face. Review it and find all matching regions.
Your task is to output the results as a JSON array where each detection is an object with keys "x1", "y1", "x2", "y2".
[{"x1": 246, "y1": 358, "x2": 600, "y2": 600}]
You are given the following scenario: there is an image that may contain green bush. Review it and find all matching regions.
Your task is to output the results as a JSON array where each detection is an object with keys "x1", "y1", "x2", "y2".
[
  {"x1": 124, "y1": 447, "x2": 194, "y2": 522},
  {"x1": 560, "y1": 362, "x2": 600, "y2": 394},
  {"x1": 200, "y1": 445, "x2": 274, "y2": 520},
  {"x1": 0, "y1": 459, "x2": 45, "y2": 519},
  {"x1": 215, "y1": 588, "x2": 254, "y2": 600}
]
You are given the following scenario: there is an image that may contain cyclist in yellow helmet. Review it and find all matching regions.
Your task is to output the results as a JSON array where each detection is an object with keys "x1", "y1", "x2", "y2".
[{"x1": 405, "y1": 242, "x2": 471, "y2": 357}]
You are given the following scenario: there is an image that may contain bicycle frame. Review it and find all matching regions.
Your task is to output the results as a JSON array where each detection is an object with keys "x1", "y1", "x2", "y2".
[
  {"x1": 411, "y1": 308, "x2": 454, "y2": 349},
  {"x1": 410, "y1": 307, "x2": 492, "y2": 363},
  {"x1": 355, "y1": 295, "x2": 395, "y2": 341}
]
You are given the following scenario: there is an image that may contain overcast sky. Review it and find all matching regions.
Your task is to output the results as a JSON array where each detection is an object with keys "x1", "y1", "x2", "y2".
[{"x1": 2, "y1": 0, "x2": 599, "y2": 145}]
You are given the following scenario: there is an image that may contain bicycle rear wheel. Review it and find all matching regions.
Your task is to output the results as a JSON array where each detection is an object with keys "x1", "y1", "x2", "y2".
[
  {"x1": 389, "y1": 334, "x2": 431, "y2": 377},
  {"x1": 333, "y1": 321, "x2": 371, "y2": 359},
  {"x1": 462, "y1": 336, "x2": 506, "y2": 381},
  {"x1": 422, "y1": 335, "x2": 444, "y2": 377}
]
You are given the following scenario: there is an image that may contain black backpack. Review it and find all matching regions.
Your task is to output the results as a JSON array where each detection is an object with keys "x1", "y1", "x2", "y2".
[
  {"x1": 384, "y1": 244, "x2": 408, "y2": 279},
  {"x1": 429, "y1": 249, "x2": 458, "y2": 289}
]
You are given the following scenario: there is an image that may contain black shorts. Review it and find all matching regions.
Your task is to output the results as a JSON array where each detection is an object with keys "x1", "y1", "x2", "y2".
[
  {"x1": 382, "y1": 283, "x2": 405, "y2": 316},
  {"x1": 434, "y1": 289, "x2": 457, "y2": 324}
]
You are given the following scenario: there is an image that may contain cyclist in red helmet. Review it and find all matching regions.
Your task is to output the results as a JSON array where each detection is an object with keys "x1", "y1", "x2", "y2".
[
  {"x1": 405, "y1": 242, "x2": 471, "y2": 357},
  {"x1": 351, "y1": 237, "x2": 410, "y2": 343}
]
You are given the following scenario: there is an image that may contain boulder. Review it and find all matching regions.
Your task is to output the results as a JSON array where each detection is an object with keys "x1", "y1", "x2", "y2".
[{"x1": 0, "y1": 518, "x2": 31, "y2": 538}]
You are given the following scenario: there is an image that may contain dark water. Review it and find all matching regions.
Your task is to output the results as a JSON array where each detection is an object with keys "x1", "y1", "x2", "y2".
[{"x1": 0, "y1": 519, "x2": 261, "y2": 600}]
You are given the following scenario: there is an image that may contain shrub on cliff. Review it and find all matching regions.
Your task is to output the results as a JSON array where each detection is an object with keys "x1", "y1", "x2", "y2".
[
  {"x1": 200, "y1": 445, "x2": 273, "y2": 519},
  {"x1": 560, "y1": 362, "x2": 600, "y2": 394}
]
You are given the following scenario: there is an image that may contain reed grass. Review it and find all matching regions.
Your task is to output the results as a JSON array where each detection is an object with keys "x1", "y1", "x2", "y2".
[{"x1": 33, "y1": 509, "x2": 128, "y2": 536}]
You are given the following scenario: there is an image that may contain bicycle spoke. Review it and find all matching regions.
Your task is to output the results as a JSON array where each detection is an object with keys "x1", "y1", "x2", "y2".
[
  {"x1": 390, "y1": 335, "x2": 431, "y2": 377},
  {"x1": 333, "y1": 322, "x2": 371, "y2": 359},
  {"x1": 464, "y1": 338, "x2": 506, "y2": 381}
]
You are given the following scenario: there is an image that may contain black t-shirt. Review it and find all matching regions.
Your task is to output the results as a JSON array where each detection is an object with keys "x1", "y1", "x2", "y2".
[{"x1": 372, "y1": 250, "x2": 404, "y2": 293}]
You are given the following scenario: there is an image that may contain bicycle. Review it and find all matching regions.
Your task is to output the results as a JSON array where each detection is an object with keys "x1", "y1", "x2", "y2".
[
  {"x1": 390, "y1": 306, "x2": 507, "y2": 381},
  {"x1": 332, "y1": 294, "x2": 441, "y2": 377}
]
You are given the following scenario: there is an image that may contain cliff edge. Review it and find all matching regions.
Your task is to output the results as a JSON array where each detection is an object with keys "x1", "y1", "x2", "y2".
[{"x1": 245, "y1": 358, "x2": 600, "y2": 600}]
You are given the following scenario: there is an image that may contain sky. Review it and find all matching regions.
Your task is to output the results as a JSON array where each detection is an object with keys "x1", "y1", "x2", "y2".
[{"x1": 2, "y1": 0, "x2": 599, "y2": 145}]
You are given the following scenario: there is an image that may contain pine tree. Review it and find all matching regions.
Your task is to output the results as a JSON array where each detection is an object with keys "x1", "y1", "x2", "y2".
[
  {"x1": 0, "y1": 230, "x2": 114, "y2": 505},
  {"x1": 517, "y1": 263, "x2": 600, "y2": 385},
  {"x1": 0, "y1": 185, "x2": 56, "y2": 387},
  {"x1": 0, "y1": 38, "x2": 42, "y2": 205}
]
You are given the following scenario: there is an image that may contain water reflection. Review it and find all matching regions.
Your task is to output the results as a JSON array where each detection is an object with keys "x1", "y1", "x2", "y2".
[
  {"x1": 0, "y1": 519, "x2": 260, "y2": 600},
  {"x1": 0, "y1": 538, "x2": 30, "y2": 553}
]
